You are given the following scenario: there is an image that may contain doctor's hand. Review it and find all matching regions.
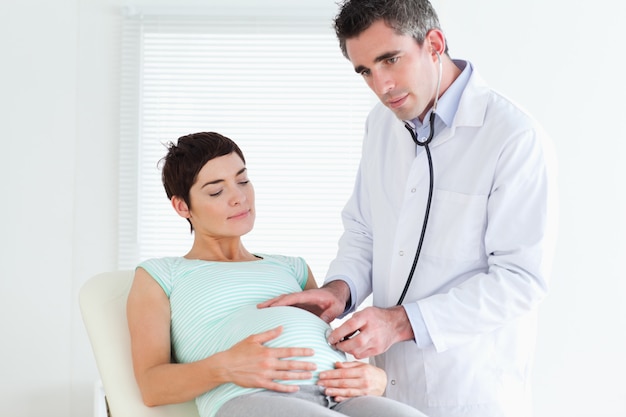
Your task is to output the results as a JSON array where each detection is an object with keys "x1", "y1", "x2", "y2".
[
  {"x1": 219, "y1": 326, "x2": 316, "y2": 392},
  {"x1": 257, "y1": 280, "x2": 350, "y2": 323},
  {"x1": 317, "y1": 361, "x2": 387, "y2": 401},
  {"x1": 328, "y1": 306, "x2": 414, "y2": 359}
]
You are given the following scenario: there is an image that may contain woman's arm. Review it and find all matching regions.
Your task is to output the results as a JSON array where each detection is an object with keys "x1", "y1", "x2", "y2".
[
  {"x1": 303, "y1": 264, "x2": 317, "y2": 290},
  {"x1": 127, "y1": 268, "x2": 317, "y2": 407}
]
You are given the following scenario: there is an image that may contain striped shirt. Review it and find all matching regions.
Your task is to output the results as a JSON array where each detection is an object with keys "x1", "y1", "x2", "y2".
[{"x1": 139, "y1": 254, "x2": 346, "y2": 417}]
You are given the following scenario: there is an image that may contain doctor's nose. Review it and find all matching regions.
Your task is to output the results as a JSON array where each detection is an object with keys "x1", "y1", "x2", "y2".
[{"x1": 370, "y1": 71, "x2": 394, "y2": 96}]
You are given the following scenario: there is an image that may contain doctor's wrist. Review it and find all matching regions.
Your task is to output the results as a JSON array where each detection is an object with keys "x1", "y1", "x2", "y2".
[
  {"x1": 389, "y1": 305, "x2": 415, "y2": 344},
  {"x1": 322, "y1": 280, "x2": 351, "y2": 312}
]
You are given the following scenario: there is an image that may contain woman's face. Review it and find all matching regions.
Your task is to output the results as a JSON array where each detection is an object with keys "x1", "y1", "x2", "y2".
[{"x1": 185, "y1": 152, "x2": 255, "y2": 239}]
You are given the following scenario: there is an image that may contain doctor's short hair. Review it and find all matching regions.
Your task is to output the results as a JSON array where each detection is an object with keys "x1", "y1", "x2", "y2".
[
  {"x1": 333, "y1": 0, "x2": 448, "y2": 59},
  {"x1": 159, "y1": 131, "x2": 246, "y2": 210}
]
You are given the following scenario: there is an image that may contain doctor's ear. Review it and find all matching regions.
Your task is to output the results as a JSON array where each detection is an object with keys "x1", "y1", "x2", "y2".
[
  {"x1": 425, "y1": 29, "x2": 446, "y2": 57},
  {"x1": 171, "y1": 196, "x2": 191, "y2": 219}
]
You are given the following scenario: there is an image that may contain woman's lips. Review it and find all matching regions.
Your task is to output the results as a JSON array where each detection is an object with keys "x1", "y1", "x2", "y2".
[{"x1": 229, "y1": 209, "x2": 252, "y2": 220}]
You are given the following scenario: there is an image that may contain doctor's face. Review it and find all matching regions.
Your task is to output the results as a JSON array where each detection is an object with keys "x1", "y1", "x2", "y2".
[{"x1": 346, "y1": 20, "x2": 440, "y2": 122}]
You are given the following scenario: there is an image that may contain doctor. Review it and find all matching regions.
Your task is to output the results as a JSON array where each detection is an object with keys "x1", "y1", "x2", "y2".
[{"x1": 260, "y1": 1, "x2": 558, "y2": 417}]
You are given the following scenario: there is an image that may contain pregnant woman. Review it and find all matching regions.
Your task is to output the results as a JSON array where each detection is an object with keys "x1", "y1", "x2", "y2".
[{"x1": 127, "y1": 132, "x2": 427, "y2": 417}]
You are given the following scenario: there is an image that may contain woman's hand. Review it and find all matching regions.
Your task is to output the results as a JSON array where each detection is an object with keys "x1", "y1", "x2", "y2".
[
  {"x1": 218, "y1": 326, "x2": 317, "y2": 392},
  {"x1": 317, "y1": 361, "x2": 387, "y2": 401}
]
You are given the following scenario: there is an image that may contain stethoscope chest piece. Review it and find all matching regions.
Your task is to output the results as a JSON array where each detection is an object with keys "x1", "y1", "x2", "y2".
[{"x1": 325, "y1": 328, "x2": 340, "y2": 351}]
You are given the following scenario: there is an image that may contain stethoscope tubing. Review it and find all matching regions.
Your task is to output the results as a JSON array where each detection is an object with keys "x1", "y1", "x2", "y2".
[
  {"x1": 397, "y1": 111, "x2": 436, "y2": 305},
  {"x1": 396, "y1": 51, "x2": 442, "y2": 305}
]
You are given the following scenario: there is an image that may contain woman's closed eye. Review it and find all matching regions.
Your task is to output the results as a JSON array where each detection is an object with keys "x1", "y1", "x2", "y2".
[
  {"x1": 208, "y1": 180, "x2": 249, "y2": 197},
  {"x1": 209, "y1": 189, "x2": 223, "y2": 197}
]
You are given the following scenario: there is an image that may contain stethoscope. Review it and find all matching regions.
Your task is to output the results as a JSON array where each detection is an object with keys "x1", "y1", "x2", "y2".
[
  {"x1": 396, "y1": 50, "x2": 442, "y2": 306},
  {"x1": 326, "y1": 52, "x2": 444, "y2": 350}
]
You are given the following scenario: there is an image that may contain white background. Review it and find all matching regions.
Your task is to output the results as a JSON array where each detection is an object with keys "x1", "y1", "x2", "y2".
[{"x1": 1, "y1": 0, "x2": 624, "y2": 416}]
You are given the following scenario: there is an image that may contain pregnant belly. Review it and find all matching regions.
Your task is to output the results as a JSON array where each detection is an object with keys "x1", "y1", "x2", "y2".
[{"x1": 217, "y1": 305, "x2": 346, "y2": 383}]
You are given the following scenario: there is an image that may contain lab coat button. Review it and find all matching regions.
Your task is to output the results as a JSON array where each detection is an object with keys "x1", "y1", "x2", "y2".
[
  {"x1": 399, "y1": 251, "x2": 404, "y2": 256},
  {"x1": 390, "y1": 379, "x2": 396, "y2": 385},
  {"x1": 411, "y1": 188, "x2": 416, "y2": 193}
]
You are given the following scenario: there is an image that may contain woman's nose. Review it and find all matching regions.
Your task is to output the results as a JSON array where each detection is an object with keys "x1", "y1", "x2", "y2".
[{"x1": 230, "y1": 187, "x2": 247, "y2": 205}]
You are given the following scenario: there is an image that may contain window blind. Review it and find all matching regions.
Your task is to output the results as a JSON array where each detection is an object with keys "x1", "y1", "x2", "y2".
[{"x1": 118, "y1": 9, "x2": 376, "y2": 283}]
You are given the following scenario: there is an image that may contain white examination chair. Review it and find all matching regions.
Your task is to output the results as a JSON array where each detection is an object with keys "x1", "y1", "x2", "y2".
[{"x1": 79, "y1": 270, "x2": 200, "y2": 417}]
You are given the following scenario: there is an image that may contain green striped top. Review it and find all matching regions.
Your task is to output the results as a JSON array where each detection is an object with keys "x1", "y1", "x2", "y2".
[{"x1": 138, "y1": 255, "x2": 346, "y2": 417}]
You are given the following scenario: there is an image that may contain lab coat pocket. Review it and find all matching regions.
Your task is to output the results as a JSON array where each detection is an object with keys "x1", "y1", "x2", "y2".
[
  {"x1": 423, "y1": 338, "x2": 501, "y2": 406},
  {"x1": 422, "y1": 189, "x2": 487, "y2": 261}
]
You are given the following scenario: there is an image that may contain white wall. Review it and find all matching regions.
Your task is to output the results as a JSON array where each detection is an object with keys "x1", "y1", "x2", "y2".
[
  {"x1": 1, "y1": 0, "x2": 79, "y2": 415},
  {"x1": 0, "y1": 1, "x2": 623, "y2": 417}
]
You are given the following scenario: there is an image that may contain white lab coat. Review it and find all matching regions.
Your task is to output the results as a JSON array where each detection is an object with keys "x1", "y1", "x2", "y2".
[{"x1": 326, "y1": 68, "x2": 558, "y2": 417}]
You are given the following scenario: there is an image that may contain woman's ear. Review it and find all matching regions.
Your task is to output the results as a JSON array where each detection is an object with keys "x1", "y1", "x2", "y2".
[{"x1": 171, "y1": 196, "x2": 191, "y2": 219}]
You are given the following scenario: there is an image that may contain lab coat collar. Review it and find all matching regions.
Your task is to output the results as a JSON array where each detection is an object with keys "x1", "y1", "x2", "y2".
[
  {"x1": 453, "y1": 63, "x2": 492, "y2": 129},
  {"x1": 398, "y1": 62, "x2": 493, "y2": 149},
  {"x1": 431, "y1": 69, "x2": 491, "y2": 147}
]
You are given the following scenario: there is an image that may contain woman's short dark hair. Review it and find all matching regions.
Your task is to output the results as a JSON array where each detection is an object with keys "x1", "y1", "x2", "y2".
[{"x1": 160, "y1": 132, "x2": 245, "y2": 230}]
